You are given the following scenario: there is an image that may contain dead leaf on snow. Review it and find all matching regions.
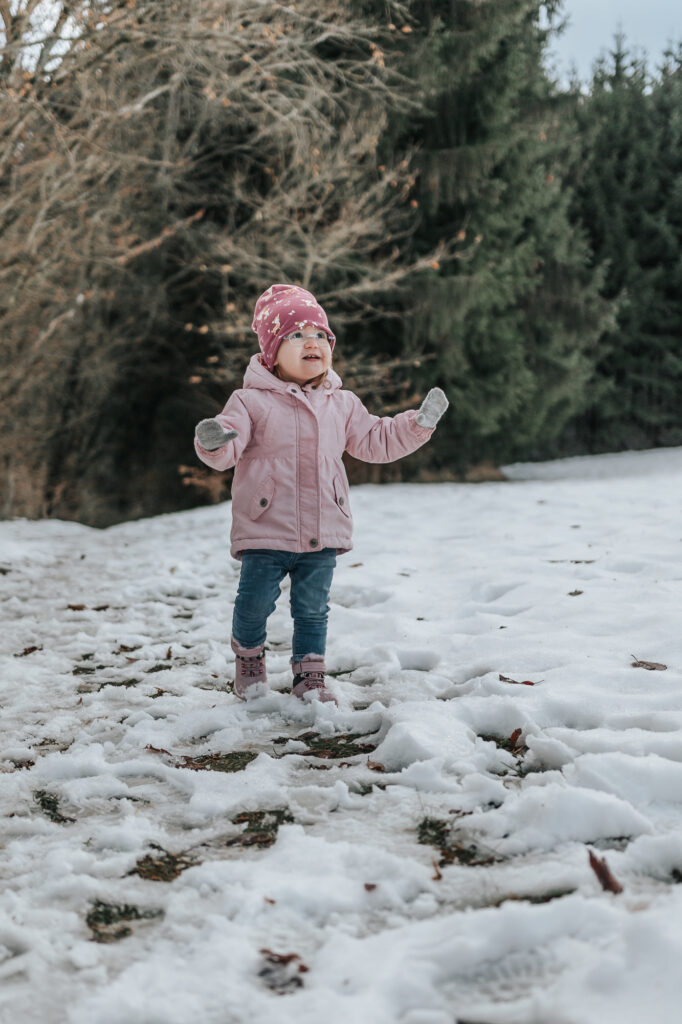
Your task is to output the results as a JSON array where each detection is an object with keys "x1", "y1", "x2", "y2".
[
  {"x1": 259, "y1": 949, "x2": 304, "y2": 967},
  {"x1": 631, "y1": 656, "x2": 667, "y2": 671},
  {"x1": 509, "y1": 728, "x2": 523, "y2": 748},
  {"x1": 258, "y1": 948, "x2": 309, "y2": 994},
  {"x1": 499, "y1": 674, "x2": 535, "y2": 686}
]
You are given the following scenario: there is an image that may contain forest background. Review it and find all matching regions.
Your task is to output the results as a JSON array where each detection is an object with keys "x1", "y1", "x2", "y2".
[{"x1": 1, "y1": 0, "x2": 680, "y2": 527}]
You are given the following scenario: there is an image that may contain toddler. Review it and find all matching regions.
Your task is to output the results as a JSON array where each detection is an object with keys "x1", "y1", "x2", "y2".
[{"x1": 194, "y1": 283, "x2": 448, "y2": 704}]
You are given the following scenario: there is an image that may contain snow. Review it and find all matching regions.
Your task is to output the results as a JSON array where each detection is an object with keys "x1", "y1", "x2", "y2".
[{"x1": 2, "y1": 445, "x2": 682, "y2": 1023}]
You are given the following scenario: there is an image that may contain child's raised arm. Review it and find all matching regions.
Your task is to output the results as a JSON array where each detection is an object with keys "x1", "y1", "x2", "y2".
[
  {"x1": 344, "y1": 388, "x2": 448, "y2": 464},
  {"x1": 194, "y1": 392, "x2": 253, "y2": 471}
]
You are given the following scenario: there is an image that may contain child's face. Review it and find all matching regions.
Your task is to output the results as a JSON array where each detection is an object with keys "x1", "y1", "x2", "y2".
[{"x1": 274, "y1": 329, "x2": 333, "y2": 384}]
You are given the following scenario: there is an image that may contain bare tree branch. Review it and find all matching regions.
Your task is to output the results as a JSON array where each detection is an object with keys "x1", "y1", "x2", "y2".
[{"x1": 0, "y1": 0, "x2": 446, "y2": 523}]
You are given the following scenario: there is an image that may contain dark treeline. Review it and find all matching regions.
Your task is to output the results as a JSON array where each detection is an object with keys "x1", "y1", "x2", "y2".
[
  {"x1": 565, "y1": 38, "x2": 682, "y2": 454},
  {"x1": 1, "y1": 1, "x2": 680, "y2": 525}
]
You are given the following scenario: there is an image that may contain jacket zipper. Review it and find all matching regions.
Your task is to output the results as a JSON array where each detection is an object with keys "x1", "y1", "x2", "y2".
[
  {"x1": 293, "y1": 399, "x2": 301, "y2": 549},
  {"x1": 295, "y1": 389, "x2": 321, "y2": 550}
]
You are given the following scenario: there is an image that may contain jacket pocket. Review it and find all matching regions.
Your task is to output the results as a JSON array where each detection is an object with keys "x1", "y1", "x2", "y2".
[
  {"x1": 248, "y1": 476, "x2": 275, "y2": 520},
  {"x1": 333, "y1": 475, "x2": 351, "y2": 518}
]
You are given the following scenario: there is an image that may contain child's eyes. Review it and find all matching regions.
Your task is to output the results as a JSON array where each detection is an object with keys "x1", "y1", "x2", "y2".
[{"x1": 286, "y1": 331, "x2": 328, "y2": 342}]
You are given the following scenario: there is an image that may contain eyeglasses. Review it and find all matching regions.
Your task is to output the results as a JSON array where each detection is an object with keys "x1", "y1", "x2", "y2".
[{"x1": 281, "y1": 330, "x2": 331, "y2": 347}]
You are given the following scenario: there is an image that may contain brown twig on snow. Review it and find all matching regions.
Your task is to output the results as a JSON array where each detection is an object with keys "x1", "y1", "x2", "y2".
[{"x1": 588, "y1": 849, "x2": 623, "y2": 894}]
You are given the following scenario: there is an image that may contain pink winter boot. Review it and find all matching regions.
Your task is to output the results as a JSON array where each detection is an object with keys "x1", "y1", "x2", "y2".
[
  {"x1": 291, "y1": 655, "x2": 337, "y2": 704},
  {"x1": 230, "y1": 636, "x2": 268, "y2": 700}
]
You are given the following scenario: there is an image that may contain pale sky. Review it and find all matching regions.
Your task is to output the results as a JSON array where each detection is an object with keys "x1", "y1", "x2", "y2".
[{"x1": 547, "y1": 0, "x2": 681, "y2": 82}]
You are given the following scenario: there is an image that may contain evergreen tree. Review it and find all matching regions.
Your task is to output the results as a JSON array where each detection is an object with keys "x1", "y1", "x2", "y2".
[
  {"x1": 566, "y1": 40, "x2": 682, "y2": 451},
  {"x1": 358, "y1": 0, "x2": 608, "y2": 471},
  {"x1": 653, "y1": 46, "x2": 682, "y2": 444}
]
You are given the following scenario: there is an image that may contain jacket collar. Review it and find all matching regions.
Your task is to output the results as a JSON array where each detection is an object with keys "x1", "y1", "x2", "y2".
[{"x1": 243, "y1": 353, "x2": 342, "y2": 393}]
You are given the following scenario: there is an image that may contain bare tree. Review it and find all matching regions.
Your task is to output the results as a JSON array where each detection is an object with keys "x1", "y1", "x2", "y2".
[{"x1": 0, "y1": 0, "x2": 456, "y2": 522}]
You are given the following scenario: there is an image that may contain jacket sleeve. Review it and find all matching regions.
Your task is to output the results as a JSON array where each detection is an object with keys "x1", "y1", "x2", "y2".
[
  {"x1": 194, "y1": 391, "x2": 253, "y2": 472},
  {"x1": 344, "y1": 392, "x2": 434, "y2": 464}
]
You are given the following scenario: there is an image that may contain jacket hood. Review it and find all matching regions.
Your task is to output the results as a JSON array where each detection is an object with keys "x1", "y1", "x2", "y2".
[{"x1": 243, "y1": 353, "x2": 343, "y2": 393}]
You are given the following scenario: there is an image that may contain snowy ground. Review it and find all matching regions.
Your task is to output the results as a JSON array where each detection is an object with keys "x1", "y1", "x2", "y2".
[{"x1": 2, "y1": 446, "x2": 682, "y2": 1024}]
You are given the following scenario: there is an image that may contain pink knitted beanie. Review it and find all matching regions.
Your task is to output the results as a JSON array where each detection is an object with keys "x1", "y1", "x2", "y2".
[{"x1": 251, "y1": 284, "x2": 336, "y2": 369}]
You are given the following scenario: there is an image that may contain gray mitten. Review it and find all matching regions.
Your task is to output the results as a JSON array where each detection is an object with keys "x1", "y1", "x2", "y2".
[
  {"x1": 416, "y1": 387, "x2": 449, "y2": 428},
  {"x1": 195, "y1": 418, "x2": 238, "y2": 451}
]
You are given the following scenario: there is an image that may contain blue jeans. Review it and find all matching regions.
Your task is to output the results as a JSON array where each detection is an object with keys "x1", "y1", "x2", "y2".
[{"x1": 231, "y1": 548, "x2": 337, "y2": 661}]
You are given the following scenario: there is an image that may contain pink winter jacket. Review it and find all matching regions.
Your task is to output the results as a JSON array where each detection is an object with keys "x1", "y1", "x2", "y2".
[{"x1": 194, "y1": 354, "x2": 435, "y2": 559}]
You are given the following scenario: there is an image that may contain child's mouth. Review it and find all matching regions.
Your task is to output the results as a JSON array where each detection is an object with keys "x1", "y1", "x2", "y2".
[{"x1": 303, "y1": 355, "x2": 321, "y2": 361}]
